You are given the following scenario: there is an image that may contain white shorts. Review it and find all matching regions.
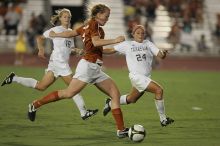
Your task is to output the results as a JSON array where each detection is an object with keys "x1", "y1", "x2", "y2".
[
  {"x1": 46, "y1": 60, "x2": 72, "y2": 78},
  {"x1": 129, "y1": 73, "x2": 152, "y2": 92},
  {"x1": 73, "y1": 59, "x2": 110, "y2": 84}
]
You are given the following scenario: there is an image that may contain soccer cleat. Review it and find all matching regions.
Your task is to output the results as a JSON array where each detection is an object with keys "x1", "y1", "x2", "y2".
[
  {"x1": 81, "y1": 109, "x2": 99, "y2": 120},
  {"x1": 117, "y1": 128, "x2": 129, "y2": 138},
  {"x1": 161, "y1": 117, "x2": 174, "y2": 127},
  {"x1": 103, "y1": 98, "x2": 111, "y2": 116},
  {"x1": 28, "y1": 103, "x2": 37, "y2": 122},
  {"x1": 1, "y1": 72, "x2": 15, "y2": 86}
]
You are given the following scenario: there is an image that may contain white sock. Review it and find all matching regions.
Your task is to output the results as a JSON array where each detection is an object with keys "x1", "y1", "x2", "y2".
[
  {"x1": 13, "y1": 76, "x2": 37, "y2": 88},
  {"x1": 155, "y1": 99, "x2": 167, "y2": 122},
  {"x1": 109, "y1": 94, "x2": 128, "y2": 107},
  {"x1": 72, "y1": 94, "x2": 87, "y2": 116},
  {"x1": 120, "y1": 95, "x2": 128, "y2": 105}
]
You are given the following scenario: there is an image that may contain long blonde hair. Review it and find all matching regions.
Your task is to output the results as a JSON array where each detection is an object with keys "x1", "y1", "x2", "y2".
[{"x1": 50, "y1": 8, "x2": 71, "y2": 26}]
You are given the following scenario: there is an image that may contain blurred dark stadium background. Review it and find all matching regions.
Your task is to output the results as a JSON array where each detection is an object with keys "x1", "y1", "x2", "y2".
[{"x1": 0, "y1": 0, "x2": 219, "y2": 70}]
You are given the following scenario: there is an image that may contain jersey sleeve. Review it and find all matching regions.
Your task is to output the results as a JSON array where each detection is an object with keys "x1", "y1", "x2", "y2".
[
  {"x1": 114, "y1": 41, "x2": 128, "y2": 54},
  {"x1": 90, "y1": 21, "x2": 99, "y2": 37},
  {"x1": 147, "y1": 40, "x2": 160, "y2": 56},
  {"x1": 43, "y1": 28, "x2": 53, "y2": 39}
]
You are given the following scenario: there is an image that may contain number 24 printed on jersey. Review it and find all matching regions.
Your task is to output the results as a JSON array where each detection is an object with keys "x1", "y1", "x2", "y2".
[{"x1": 136, "y1": 54, "x2": 146, "y2": 61}]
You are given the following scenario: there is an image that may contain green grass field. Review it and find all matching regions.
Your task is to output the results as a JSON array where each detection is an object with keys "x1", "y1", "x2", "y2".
[{"x1": 0, "y1": 66, "x2": 220, "y2": 146}]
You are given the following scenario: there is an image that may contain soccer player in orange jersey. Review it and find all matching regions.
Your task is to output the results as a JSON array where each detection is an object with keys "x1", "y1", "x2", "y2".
[{"x1": 28, "y1": 4, "x2": 128, "y2": 138}]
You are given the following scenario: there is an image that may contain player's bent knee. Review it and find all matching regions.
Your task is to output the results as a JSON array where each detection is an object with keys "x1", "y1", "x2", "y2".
[{"x1": 155, "y1": 87, "x2": 163, "y2": 96}]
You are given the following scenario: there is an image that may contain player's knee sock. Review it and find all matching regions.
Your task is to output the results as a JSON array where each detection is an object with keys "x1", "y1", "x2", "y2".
[
  {"x1": 109, "y1": 95, "x2": 128, "y2": 107},
  {"x1": 112, "y1": 108, "x2": 125, "y2": 130},
  {"x1": 13, "y1": 76, "x2": 37, "y2": 88},
  {"x1": 33, "y1": 91, "x2": 60, "y2": 109},
  {"x1": 72, "y1": 94, "x2": 87, "y2": 116},
  {"x1": 120, "y1": 95, "x2": 128, "y2": 105},
  {"x1": 155, "y1": 99, "x2": 167, "y2": 122}
]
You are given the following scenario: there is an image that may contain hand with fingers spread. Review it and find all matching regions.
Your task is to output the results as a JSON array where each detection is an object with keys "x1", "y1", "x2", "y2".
[{"x1": 159, "y1": 50, "x2": 168, "y2": 59}]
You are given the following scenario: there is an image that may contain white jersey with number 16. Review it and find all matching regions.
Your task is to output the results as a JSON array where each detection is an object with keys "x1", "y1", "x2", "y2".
[{"x1": 43, "y1": 26, "x2": 75, "y2": 62}]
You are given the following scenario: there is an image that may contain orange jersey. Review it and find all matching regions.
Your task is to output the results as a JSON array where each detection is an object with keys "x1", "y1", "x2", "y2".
[{"x1": 76, "y1": 18, "x2": 104, "y2": 63}]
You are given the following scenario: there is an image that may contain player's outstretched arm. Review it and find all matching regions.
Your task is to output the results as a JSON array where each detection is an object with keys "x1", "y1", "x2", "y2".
[
  {"x1": 103, "y1": 48, "x2": 116, "y2": 54},
  {"x1": 92, "y1": 36, "x2": 125, "y2": 47},
  {"x1": 49, "y1": 30, "x2": 78, "y2": 38}
]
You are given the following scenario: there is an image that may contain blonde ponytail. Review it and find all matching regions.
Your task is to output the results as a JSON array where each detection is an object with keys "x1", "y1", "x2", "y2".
[{"x1": 50, "y1": 15, "x2": 59, "y2": 26}]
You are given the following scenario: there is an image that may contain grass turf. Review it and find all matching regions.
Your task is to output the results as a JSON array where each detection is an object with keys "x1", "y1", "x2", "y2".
[{"x1": 0, "y1": 66, "x2": 220, "y2": 146}]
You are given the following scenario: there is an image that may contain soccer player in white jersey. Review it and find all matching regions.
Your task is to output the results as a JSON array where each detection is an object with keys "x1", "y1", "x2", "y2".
[
  {"x1": 102, "y1": 25, "x2": 174, "y2": 127},
  {"x1": 1, "y1": 8, "x2": 98, "y2": 121}
]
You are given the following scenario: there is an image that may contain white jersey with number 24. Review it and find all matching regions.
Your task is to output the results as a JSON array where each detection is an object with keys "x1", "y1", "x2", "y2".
[{"x1": 114, "y1": 40, "x2": 159, "y2": 77}]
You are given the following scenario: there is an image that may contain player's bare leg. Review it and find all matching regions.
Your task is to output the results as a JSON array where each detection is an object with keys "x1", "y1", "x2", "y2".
[
  {"x1": 146, "y1": 80, "x2": 174, "y2": 126},
  {"x1": 61, "y1": 75, "x2": 98, "y2": 120},
  {"x1": 96, "y1": 79, "x2": 128, "y2": 138},
  {"x1": 103, "y1": 87, "x2": 144, "y2": 116},
  {"x1": 28, "y1": 78, "x2": 87, "y2": 121},
  {"x1": 34, "y1": 71, "x2": 55, "y2": 91},
  {"x1": 1, "y1": 71, "x2": 55, "y2": 90},
  {"x1": 1, "y1": 72, "x2": 39, "y2": 88},
  {"x1": 126, "y1": 87, "x2": 144, "y2": 103}
]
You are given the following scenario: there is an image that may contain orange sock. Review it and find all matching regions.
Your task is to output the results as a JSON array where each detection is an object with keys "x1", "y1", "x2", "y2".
[
  {"x1": 33, "y1": 91, "x2": 60, "y2": 109},
  {"x1": 112, "y1": 108, "x2": 125, "y2": 130}
]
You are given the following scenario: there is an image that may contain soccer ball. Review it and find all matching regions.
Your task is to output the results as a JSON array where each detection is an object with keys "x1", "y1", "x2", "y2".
[{"x1": 128, "y1": 124, "x2": 146, "y2": 142}]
